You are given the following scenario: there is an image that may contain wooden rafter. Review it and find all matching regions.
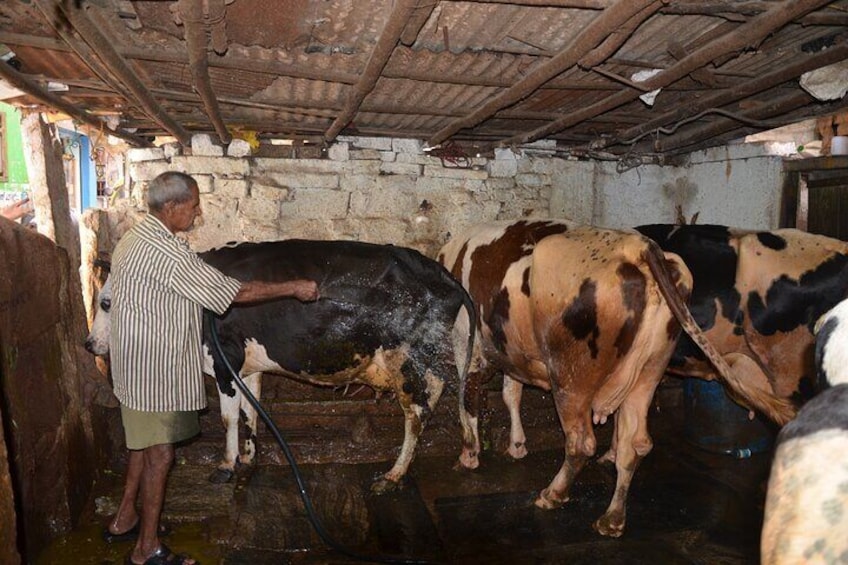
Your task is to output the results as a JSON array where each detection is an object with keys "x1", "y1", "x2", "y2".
[
  {"x1": 0, "y1": 32, "x2": 707, "y2": 93},
  {"x1": 177, "y1": 0, "x2": 231, "y2": 144},
  {"x1": 0, "y1": 61, "x2": 150, "y2": 147},
  {"x1": 50, "y1": 0, "x2": 191, "y2": 146},
  {"x1": 578, "y1": 2, "x2": 660, "y2": 68},
  {"x1": 426, "y1": 0, "x2": 661, "y2": 147},
  {"x1": 30, "y1": 1, "x2": 140, "y2": 116},
  {"x1": 501, "y1": 0, "x2": 834, "y2": 147},
  {"x1": 606, "y1": 38, "x2": 848, "y2": 149},
  {"x1": 654, "y1": 90, "x2": 814, "y2": 153},
  {"x1": 324, "y1": 0, "x2": 422, "y2": 142},
  {"x1": 400, "y1": 0, "x2": 439, "y2": 46}
]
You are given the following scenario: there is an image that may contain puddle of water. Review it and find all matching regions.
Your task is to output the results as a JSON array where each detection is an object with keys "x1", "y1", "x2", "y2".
[{"x1": 35, "y1": 522, "x2": 221, "y2": 565}]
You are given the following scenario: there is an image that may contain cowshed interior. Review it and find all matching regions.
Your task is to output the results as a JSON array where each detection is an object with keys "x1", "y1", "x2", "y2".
[{"x1": 1, "y1": 1, "x2": 848, "y2": 563}]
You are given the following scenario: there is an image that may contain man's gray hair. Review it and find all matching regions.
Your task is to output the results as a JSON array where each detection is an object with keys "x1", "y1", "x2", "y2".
[{"x1": 147, "y1": 172, "x2": 197, "y2": 212}]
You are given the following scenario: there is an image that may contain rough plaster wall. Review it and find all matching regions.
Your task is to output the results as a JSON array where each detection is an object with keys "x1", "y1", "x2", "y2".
[
  {"x1": 588, "y1": 143, "x2": 785, "y2": 229},
  {"x1": 545, "y1": 158, "x2": 596, "y2": 224}
]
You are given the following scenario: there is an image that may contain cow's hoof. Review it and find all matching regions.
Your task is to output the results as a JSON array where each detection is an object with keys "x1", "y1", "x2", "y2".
[
  {"x1": 534, "y1": 489, "x2": 566, "y2": 510},
  {"x1": 457, "y1": 451, "x2": 480, "y2": 470},
  {"x1": 506, "y1": 442, "x2": 527, "y2": 460},
  {"x1": 370, "y1": 477, "x2": 402, "y2": 495},
  {"x1": 593, "y1": 513, "x2": 625, "y2": 538},
  {"x1": 597, "y1": 449, "x2": 616, "y2": 465},
  {"x1": 208, "y1": 468, "x2": 235, "y2": 484},
  {"x1": 453, "y1": 457, "x2": 479, "y2": 472}
]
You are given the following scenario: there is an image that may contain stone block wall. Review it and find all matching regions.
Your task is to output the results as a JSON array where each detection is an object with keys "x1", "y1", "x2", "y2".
[
  {"x1": 114, "y1": 135, "x2": 788, "y2": 260},
  {"x1": 121, "y1": 135, "x2": 560, "y2": 258}
]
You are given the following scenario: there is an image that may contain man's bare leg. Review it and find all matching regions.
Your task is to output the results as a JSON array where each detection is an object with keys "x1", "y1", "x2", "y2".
[
  {"x1": 127, "y1": 444, "x2": 196, "y2": 564},
  {"x1": 107, "y1": 449, "x2": 142, "y2": 535}
]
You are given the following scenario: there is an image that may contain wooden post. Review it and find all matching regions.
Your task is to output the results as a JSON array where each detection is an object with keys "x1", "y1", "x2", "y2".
[
  {"x1": 0, "y1": 402, "x2": 21, "y2": 565},
  {"x1": 19, "y1": 112, "x2": 81, "y2": 271}
]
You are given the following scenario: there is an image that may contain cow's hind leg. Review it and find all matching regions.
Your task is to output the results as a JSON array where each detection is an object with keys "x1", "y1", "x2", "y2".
[
  {"x1": 593, "y1": 378, "x2": 657, "y2": 538},
  {"x1": 458, "y1": 364, "x2": 485, "y2": 470},
  {"x1": 454, "y1": 310, "x2": 484, "y2": 471},
  {"x1": 535, "y1": 390, "x2": 595, "y2": 509},
  {"x1": 373, "y1": 371, "x2": 445, "y2": 494},
  {"x1": 237, "y1": 371, "x2": 262, "y2": 466},
  {"x1": 503, "y1": 375, "x2": 528, "y2": 459},
  {"x1": 210, "y1": 381, "x2": 242, "y2": 483}
]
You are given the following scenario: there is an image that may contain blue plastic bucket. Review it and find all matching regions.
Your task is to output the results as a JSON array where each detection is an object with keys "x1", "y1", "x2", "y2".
[{"x1": 682, "y1": 379, "x2": 776, "y2": 457}]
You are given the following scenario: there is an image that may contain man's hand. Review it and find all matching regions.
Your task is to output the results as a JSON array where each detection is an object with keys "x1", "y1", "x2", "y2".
[{"x1": 291, "y1": 279, "x2": 319, "y2": 302}]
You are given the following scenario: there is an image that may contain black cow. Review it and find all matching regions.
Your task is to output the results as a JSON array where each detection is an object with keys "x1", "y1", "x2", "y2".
[{"x1": 86, "y1": 239, "x2": 476, "y2": 492}]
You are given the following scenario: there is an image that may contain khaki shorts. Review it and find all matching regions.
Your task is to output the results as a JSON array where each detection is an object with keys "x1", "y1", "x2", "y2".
[{"x1": 120, "y1": 406, "x2": 200, "y2": 450}]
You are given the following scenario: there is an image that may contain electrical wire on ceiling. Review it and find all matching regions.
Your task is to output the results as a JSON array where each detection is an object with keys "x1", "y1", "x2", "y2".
[{"x1": 620, "y1": 108, "x2": 794, "y2": 147}]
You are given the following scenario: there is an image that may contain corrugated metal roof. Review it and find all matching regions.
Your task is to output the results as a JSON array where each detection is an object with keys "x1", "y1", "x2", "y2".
[{"x1": 0, "y1": 0, "x2": 846, "y2": 160}]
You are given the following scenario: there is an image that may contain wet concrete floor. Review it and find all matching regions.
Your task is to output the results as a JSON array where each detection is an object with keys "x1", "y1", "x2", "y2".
[{"x1": 35, "y1": 383, "x2": 771, "y2": 564}]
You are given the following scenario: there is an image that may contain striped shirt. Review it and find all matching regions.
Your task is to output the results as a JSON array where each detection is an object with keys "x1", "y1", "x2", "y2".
[{"x1": 109, "y1": 214, "x2": 241, "y2": 411}]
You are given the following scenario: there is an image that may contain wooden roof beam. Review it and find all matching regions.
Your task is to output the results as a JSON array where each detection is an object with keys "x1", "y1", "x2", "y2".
[
  {"x1": 606, "y1": 36, "x2": 848, "y2": 148},
  {"x1": 0, "y1": 62, "x2": 150, "y2": 147},
  {"x1": 177, "y1": 0, "x2": 231, "y2": 144},
  {"x1": 578, "y1": 2, "x2": 660, "y2": 69},
  {"x1": 30, "y1": 1, "x2": 140, "y2": 115},
  {"x1": 501, "y1": 0, "x2": 834, "y2": 147},
  {"x1": 324, "y1": 0, "x2": 421, "y2": 142},
  {"x1": 400, "y1": 0, "x2": 439, "y2": 46},
  {"x1": 426, "y1": 0, "x2": 661, "y2": 148},
  {"x1": 53, "y1": 0, "x2": 192, "y2": 146}
]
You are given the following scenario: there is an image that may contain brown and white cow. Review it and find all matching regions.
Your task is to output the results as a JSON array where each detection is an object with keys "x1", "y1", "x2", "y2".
[
  {"x1": 635, "y1": 224, "x2": 848, "y2": 404},
  {"x1": 439, "y1": 219, "x2": 794, "y2": 537},
  {"x1": 490, "y1": 224, "x2": 848, "y2": 473}
]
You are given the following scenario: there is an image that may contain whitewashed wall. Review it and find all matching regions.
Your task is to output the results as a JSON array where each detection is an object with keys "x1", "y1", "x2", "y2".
[
  {"x1": 118, "y1": 135, "x2": 788, "y2": 260},
  {"x1": 551, "y1": 143, "x2": 787, "y2": 230}
]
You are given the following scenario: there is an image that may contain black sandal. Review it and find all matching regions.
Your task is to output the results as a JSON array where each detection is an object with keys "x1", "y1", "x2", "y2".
[{"x1": 125, "y1": 543, "x2": 196, "y2": 565}]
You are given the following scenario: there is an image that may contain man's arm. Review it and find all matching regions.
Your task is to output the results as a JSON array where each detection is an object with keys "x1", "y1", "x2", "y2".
[{"x1": 232, "y1": 279, "x2": 319, "y2": 305}]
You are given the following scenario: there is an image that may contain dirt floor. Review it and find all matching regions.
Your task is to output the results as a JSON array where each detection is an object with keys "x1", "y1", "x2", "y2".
[{"x1": 34, "y1": 380, "x2": 772, "y2": 565}]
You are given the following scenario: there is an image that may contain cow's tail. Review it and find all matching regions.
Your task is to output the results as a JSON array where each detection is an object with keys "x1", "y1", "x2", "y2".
[
  {"x1": 435, "y1": 264, "x2": 477, "y2": 387},
  {"x1": 643, "y1": 239, "x2": 796, "y2": 426},
  {"x1": 444, "y1": 269, "x2": 477, "y2": 382}
]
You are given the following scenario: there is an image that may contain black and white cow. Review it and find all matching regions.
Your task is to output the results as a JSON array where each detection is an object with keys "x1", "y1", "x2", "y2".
[
  {"x1": 85, "y1": 239, "x2": 476, "y2": 492},
  {"x1": 761, "y1": 299, "x2": 848, "y2": 564}
]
